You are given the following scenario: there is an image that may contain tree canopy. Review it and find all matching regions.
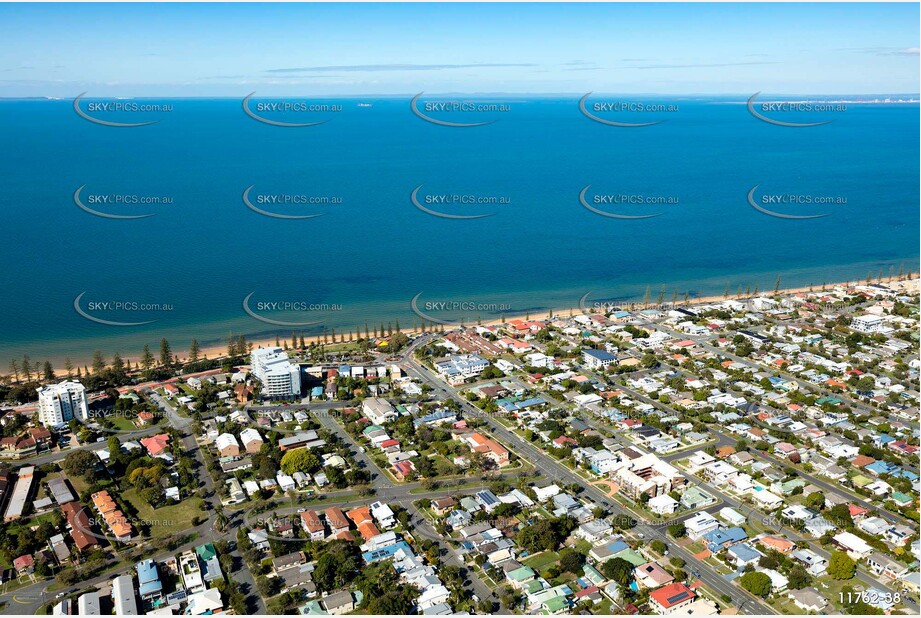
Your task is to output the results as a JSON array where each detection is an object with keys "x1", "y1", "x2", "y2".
[{"x1": 740, "y1": 571, "x2": 772, "y2": 597}]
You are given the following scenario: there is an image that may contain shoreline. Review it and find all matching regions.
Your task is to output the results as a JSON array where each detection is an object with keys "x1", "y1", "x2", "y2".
[{"x1": 51, "y1": 275, "x2": 916, "y2": 372}]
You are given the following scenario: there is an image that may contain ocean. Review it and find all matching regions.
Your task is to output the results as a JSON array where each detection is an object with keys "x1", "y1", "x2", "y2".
[{"x1": 0, "y1": 95, "x2": 918, "y2": 363}]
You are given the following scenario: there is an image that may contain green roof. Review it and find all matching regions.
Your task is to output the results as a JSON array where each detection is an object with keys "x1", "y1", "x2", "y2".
[
  {"x1": 507, "y1": 566, "x2": 536, "y2": 582},
  {"x1": 612, "y1": 548, "x2": 646, "y2": 566},
  {"x1": 681, "y1": 486, "x2": 714, "y2": 505},
  {"x1": 543, "y1": 597, "x2": 568, "y2": 612},
  {"x1": 852, "y1": 474, "x2": 872, "y2": 487},
  {"x1": 779, "y1": 478, "x2": 806, "y2": 493},
  {"x1": 195, "y1": 543, "x2": 216, "y2": 561},
  {"x1": 583, "y1": 564, "x2": 605, "y2": 585},
  {"x1": 890, "y1": 491, "x2": 913, "y2": 504},
  {"x1": 525, "y1": 580, "x2": 544, "y2": 594},
  {"x1": 300, "y1": 600, "x2": 327, "y2": 615}
]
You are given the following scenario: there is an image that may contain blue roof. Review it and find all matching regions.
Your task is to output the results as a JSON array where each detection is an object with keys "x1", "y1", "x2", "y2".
[
  {"x1": 136, "y1": 559, "x2": 162, "y2": 595},
  {"x1": 728, "y1": 543, "x2": 762, "y2": 562},
  {"x1": 866, "y1": 461, "x2": 899, "y2": 475},
  {"x1": 496, "y1": 396, "x2": 547, "y2": 413},
  {"x1": 604, "y1": 540, "x2": 629, "y2": 554},
  {"x1": 311, "y1": 386, "x2": 323, "y2": 396},
  {"x1": 137, "y1": 559, "x2": 159, "y2": 584},
  {"x1": 895, "y1": 469, "x2": 919, "y2": 481},
  {"x1": 362, "y1": 540, "x2": 412, "y2": 564},
  {"x1": 476, "y1": 490, "x2": 500, "y2": 506},
  {"x1": 584, "y1": 349, "x2": 617, "y2": 361},
  {"x1": 704, "y1": 526, "x2": 748, "y2": 550},
  {"x1": 414, "y1": 408, "x2": 456, "y2": 426},
  {"x1": 877, "y1": 434, "x2": 895, "y2": 444}
]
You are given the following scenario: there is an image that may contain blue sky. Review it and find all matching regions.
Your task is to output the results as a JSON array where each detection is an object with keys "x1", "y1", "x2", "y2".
[{"x1": 1, "y1": 2, "x2": 918, "y2": 96}]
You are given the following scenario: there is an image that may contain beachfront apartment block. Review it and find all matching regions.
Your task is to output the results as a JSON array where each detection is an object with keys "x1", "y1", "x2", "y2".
[
  {"x1": 251, "y1": 347, "x2": 301, "y2": 399},
  {"x1": 611, "y1": 453, "x2": 685, "y2": 500},
  {"x1": 851, "y1": 314, "x2": 885, "y2": 333},
  {"x1": 36, "y1": 380, "x2": 88, "y2": 427},
  {"x1": 434, "y1": 354, "x2": 488, "y2": 384},
  {"x1": 111, "y1": 574, "x2": 139, "y2": 615},
  {"x1": 582, "y1": 348, "x2": 617, "y2": 370}
]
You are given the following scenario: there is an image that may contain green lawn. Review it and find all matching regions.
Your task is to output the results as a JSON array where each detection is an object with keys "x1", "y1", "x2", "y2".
[
  {"x1": 574, "y1": 539, "x2": 593, "y2": 555},
  {"x1": 121, "y1": 488, "x2": 205, "y2": 539},
  {"x1": 109, "y1": 416, "x2": 139, "y2": 431},
  {"x1": 522, "y1": 551, "x2": 559, "y2": 571}
]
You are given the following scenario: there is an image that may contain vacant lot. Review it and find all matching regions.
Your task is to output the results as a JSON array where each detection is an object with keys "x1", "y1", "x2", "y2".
[{"x1": 122, "y1": 488, "x2": 206, "y2": 539}]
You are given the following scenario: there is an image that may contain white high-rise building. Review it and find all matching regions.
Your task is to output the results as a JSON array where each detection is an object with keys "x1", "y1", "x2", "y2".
[
  {"x1": 251, "y1": 347, "x2": 301, "y2": 399},
  {"x1": 36, "y1": 380, "x2": 88, "y2": 427}
]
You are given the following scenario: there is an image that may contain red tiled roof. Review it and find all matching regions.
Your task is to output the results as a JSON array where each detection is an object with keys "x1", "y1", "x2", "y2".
[{"x1": 650, "y1": 583, "x2": 696, "y2": 609}]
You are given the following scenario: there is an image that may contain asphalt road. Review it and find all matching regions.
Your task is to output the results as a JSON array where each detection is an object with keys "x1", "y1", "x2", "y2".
[{"x1": 402, "y1": 345, "x2": 776, "y2": 615}]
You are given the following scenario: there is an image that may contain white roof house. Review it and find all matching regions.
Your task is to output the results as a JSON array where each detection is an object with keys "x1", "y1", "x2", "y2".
[
  {"x1": 276, "y1": 472, "x2": 296, "y2": 492},
  {"x1": 215, "y1": 433, "x2": 240, "y2": 454},
  {"x1": 239, "y1": 427, "x2": 264, "y2": 450},
  {"x1": 362, "y1": 397, "x2": 397, "y2": 425},
  {"x1": 834, "y1": 531, "x2": 874, "y2": 559},
  {"x1": 719, "y1": 507, "x2": 747, "y2": 526},
  {"x1": 648, "y1": 494, "x2": 678, "y2": 515},
  {"x1": 752, "y1": 488, "x2": 784, "y2": 508},
  {"x1": 534, "y1": 484, "x2": 561, "y2": 502},
  {"x1": 685, "y1": 512, "x2": 719, "y2": 540},
  {"x1": 112, "y1": 574, "x2": 139, "y2": 615},
  {"x1": 186, "y1": 588, "x2": 223, "y2": 615},
  {"x1": 370, "y1": 501, "x2": 396, "y2": 528}
]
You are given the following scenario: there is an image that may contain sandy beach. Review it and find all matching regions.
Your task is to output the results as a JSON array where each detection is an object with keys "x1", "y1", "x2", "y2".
[{"x1": 143, "y1": 275, "x2": 917, "y2": 369}]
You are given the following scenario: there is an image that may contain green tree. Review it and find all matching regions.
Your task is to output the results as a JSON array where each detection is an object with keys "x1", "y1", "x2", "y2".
[
  {"x1": 804, "y1": 491, "x2": 825, "y2": 511},
  {"x1": 788, "y1": 564, "x2": 812, "y2": 590},
  {"x1": 141, "y1": 344, "x2": 155, "y2": 371},
  {"x1": 600, "y1": 557, "x2": 634, "y2": 586},
  {"x1": 559, "y1": 549, "x2": 582, "y2": 574},
  {"x1": 159, "y1": 338, "x2": 172, "y2": 366},
  {"x1": 61, "y1": 450, "x2": 99, "y2": 481},
  {"x1": 827, "y1": 551, "x2": 856, "y2": 580},
  {"x1": 280, "y1": 449, "x2": 321, "y2": 474},
  {"x1": 91, "y1": 350, "x2": 106, "y2": 374},
  {"x1": 740, "y1": 571, "x2": 772, "y2": 597}
]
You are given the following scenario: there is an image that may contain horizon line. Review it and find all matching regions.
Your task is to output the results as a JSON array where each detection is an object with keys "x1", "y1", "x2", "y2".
[{"x1": 3, "y1": 91, "x2": 920, "y2": 101}]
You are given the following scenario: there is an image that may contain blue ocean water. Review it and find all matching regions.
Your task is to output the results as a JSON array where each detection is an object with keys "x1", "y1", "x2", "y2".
[{"x1": 0, "y1": 95, "x2": 917, "y2": 363}]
